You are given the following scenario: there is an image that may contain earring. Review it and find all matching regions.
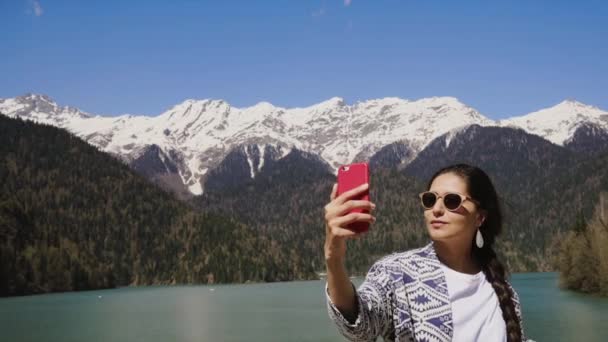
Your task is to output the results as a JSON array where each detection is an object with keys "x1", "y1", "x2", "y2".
[{"x1": 475, "y1": 228, "x2": 484, "y2": 248}]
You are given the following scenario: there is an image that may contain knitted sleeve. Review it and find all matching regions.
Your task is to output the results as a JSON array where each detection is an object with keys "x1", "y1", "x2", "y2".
[{"x1": 325, "y1": 262, "x2": 395, "y2": 341}]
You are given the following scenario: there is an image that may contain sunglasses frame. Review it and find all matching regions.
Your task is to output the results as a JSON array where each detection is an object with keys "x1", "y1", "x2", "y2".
[{"x1": 418, "y1": 191, "x2": 480, "y2": 211}]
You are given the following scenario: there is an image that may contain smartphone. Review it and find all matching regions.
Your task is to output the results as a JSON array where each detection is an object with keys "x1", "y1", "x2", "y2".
[{"x1": 337, "y1": 162, "x2": 371, "y2": 233}]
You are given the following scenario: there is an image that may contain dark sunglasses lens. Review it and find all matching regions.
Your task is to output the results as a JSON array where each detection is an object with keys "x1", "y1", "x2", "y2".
[
  {"x1": 444, "y1": 193, "x2": 463, "y2": 210},
  {"x1": 421, "y1": 193, "x2": 437, "y2": 208}
]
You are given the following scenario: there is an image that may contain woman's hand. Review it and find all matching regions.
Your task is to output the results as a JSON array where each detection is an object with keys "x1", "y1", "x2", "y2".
[{"x1": 324, "y1": 182, "x2": 376, "y2": 264}]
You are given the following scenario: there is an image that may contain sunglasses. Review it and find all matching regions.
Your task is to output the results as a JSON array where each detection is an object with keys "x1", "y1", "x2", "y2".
[{"x1": 418, "y1": 191, "x2": 480, "y2": 211}]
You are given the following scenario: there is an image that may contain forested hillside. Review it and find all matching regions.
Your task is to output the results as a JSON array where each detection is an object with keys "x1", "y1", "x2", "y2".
[
  {"x1": 552, "y1": 191, "x2": 608, "y2": 296},
  {"x1": 0, "y1": 116, "x2": 317, "y2": 296}
]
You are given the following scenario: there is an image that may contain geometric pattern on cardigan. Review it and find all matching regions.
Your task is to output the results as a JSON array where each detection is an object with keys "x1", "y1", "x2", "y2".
[{"x1": 326, "y1": 242, "x2": 530, "y2": 342}]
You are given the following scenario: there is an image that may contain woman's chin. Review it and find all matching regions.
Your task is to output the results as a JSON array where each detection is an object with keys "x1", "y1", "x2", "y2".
[{"x1": 427, "y1": 226, "x2": 456, "y2": 241}]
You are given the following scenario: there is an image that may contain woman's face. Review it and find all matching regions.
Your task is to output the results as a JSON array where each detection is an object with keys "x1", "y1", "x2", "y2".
[{"x1": 423, "y1": 172, "x2": 485, "y2": 244}]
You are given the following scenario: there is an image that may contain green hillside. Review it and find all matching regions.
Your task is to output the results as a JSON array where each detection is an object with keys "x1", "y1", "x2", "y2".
[{"x1": 0, "y1": 115, "x2": 316, "y2": 296}]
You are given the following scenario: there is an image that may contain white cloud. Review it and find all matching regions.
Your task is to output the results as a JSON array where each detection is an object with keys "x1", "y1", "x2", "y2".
[{"x1": 26, "y1": 0, "x2": 44, "y2": 17}]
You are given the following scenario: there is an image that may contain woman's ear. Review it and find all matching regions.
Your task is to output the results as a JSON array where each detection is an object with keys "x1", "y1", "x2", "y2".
[{"x1": 477, "y1": 211, "x2": 487, "y2": 227}]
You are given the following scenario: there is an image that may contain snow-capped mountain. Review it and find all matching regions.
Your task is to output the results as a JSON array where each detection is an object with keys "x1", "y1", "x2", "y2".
[
  {"x1": 498, "y1": 99, "x2": 608, "y2": 145},
  {"x1": 0, "y1": 94, "x2": 91, "y2": 124},
  {"x1": 1, "y1": 93, "x2": 607, "y2": 195}
]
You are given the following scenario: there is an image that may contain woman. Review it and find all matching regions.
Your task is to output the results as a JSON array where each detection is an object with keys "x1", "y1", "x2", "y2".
[{"x1": 324, "y1": 164, "x2": 531, "y2": 341}]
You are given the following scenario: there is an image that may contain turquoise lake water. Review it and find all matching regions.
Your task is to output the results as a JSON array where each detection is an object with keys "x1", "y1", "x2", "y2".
[{"x1": 1, "y1": 272, "x2": 607, "y2": 341}]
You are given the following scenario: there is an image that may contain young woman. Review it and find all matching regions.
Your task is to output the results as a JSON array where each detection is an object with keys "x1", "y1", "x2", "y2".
[{"x1": 324, "y1": 164, "x2": 531, "y2": 341}]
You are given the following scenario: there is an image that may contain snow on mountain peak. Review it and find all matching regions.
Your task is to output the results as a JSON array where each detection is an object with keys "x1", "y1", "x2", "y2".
[
  {"x1": 20, "y1": 93, "x2": 54, "y2": 103},
  {"x1": 355, "y1": 97, "x2": 408, "y2": 109},
  {"x1": 245, "y1": 101, "x2": 277, "y2": 110},
  {"x1": 499, "y1": 99, "x2": 608, "y2": 145},
  {"x1": 166, "y1": 98, "x2": 229, "y2": 113},
  {"x1": 239, "y1": 102, "x2": 284, "y2": 120},
  {"x1": 424, "y1": 96, "x2": 462, "y2": 105},
  {"x1": 3, "y1": 93, "x2": 607, "y2": 195},
  {"x1": 0, "y1": 93, "x2": 91, "y2": 124},
  {"x1": 303, "y1": 97, "x2": 346, "y2": 111},
  {"x1": 554, "y1": 99, "x2": 603, "y2": 113},
  {"x1": 323, "y1": 96, "x2": 346, "y2": 106}
]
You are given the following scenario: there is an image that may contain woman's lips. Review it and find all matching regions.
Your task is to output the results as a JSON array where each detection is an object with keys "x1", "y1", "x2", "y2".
[{"x1": 431, "y1": 220, "x2": 447, "y2": 228}]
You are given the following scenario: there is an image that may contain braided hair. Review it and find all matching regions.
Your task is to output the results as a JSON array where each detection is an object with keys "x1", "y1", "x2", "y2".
[{"x1": 427, "y1": 164, "x2": 522, "y2": 342}]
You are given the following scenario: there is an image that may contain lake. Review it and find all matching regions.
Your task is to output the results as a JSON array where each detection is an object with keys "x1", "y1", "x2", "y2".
[{"x1": 1, "y1": 272, "x2": 607, "y2": 341}]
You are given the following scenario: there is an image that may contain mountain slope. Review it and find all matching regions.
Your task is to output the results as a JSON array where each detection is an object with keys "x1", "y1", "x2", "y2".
[
  {"x1": 0, "y1": 115, "x2": 317, "y2": 296},
  {"x1": 563, "y1": 122, "x2": 608, "y2": 156},
  {"x1": 403, "y1": 124, "x2": 577, "y2": 194},
  {"x1": 197, "y1": 163, "x2": 429, "y2": 275}
]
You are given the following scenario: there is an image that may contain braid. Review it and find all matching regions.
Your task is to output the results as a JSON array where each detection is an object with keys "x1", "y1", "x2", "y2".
[{"x1": 475, "y1": 246, "x2": 522, "y2": 342}]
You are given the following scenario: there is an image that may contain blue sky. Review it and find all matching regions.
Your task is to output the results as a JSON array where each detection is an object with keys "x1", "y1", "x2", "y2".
[{"x1": 1, "y1": 0, "x2": 607, "y2": 119}]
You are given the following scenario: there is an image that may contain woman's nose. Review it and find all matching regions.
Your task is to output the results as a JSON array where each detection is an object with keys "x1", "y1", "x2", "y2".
[{"x1": 432, "y1": 198, "x2": 445, "y2": 215}]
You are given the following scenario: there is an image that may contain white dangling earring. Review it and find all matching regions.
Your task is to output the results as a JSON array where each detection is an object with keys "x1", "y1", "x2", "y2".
[{"x1": 475, "y1": 228, "x2": 484, "y2": 248}]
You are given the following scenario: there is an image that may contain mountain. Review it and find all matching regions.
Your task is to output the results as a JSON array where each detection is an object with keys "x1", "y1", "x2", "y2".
[
  {"x1": 129, "y1": 144, "x2": 191, "y2": 199},
  {"x1": 0, "y1": 94, "x2": 91, "y2": 123},
  {"x1": 3, "y1": 93, "x2": 608, "y2": 288},
  {"x1": 498, "y1": 99, "x2": 608, "y2": 146},
  {"x1": 367, "y1": 140, "x2": 416, "y2": 170},
  {"x1": 403, "y1": 124, "x2": 577, "y2": 191},
  {"x1": 1, "y1": 94, "x2": 497, "y2": 195},
  {"x1": 563, "y1": 122, "x2": 608, "y2": 156},
  {"x1": 0, "y1": 115, "x2": 318, "y2": 296},
  {"x1": 205, "y1": 144, "x2": 332, "y2": 194},
  {"x1": 1, "y1": 93, "x2": 607, "y2": 197}
]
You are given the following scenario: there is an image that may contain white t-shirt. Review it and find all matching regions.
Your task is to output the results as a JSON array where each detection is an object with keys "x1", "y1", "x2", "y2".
[{"x1": 439, "y1": 262, "x2": 507, "y2": 342}]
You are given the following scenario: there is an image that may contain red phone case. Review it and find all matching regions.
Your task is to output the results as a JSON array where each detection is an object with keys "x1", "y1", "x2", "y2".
[{"x1": 337, "y1": 162, "x2": 370, "y2": 233}]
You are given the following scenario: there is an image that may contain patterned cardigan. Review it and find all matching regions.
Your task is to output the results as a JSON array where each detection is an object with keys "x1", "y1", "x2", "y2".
[{"x1": 326, "y1": 242, "x2": 531, "y2": 342}]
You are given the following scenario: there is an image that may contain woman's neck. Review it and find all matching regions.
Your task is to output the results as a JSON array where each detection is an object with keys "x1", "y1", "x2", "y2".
[{"x1": 433, "y1": 240, "x2": 480, "y2": 274}]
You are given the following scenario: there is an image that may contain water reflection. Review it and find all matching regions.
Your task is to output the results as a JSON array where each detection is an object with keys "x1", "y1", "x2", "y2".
[
  {"x1": 0, "y1": 273, "x2": 607, "y2": 342},
  {"x1": 175, "y1": 286, "x2": 213, "y2": 342}
]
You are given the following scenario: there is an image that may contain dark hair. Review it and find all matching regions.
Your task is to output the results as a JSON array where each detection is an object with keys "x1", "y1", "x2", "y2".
[{"x1": 427, "y1": 163, "x2": 522, "y2": 342}]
